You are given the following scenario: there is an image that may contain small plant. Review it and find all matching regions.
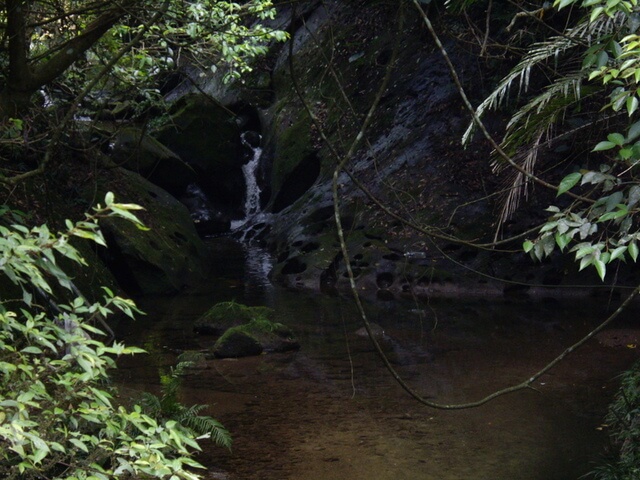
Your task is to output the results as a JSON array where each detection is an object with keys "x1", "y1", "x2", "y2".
[
  {"x1": 140, "y1": 358, "x2": 232, "y2": 450},
  {"x1": 591, "y1": 362, "x2": 640, "y2": 480}
]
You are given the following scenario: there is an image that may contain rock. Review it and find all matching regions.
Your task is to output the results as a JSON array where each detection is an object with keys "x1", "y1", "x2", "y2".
[
  {"x1": 110, "y1": 127, "x2": 196, "y2": 196},
  {"x1": 154, "y1": 94, "x2": 246, "y2": 219},
  {"x1": 212, "y1": 330, "x2": 263, "y2": 358},
  {"x1": 194, "y1": 301, "x2": 275, "y2": 335},
  {"x1": 212, "y1": 319, "x2": 300, "y2": 358},
  {"x1": 354, "y1": 323, "x2": 386, "y2": 338},
  {"x1": 82, "y1": 164, "x2": 210, "y2": 294}
]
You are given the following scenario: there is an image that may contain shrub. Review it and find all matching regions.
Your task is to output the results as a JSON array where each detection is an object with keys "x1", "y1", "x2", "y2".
[{"x1": 0, "y1": 194, "x2": 216, "y2": 480}]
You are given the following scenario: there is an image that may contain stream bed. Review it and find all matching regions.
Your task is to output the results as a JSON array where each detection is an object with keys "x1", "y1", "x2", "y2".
[{"x1": 113, "y1": 239, "x2": 639, "y2": 480}]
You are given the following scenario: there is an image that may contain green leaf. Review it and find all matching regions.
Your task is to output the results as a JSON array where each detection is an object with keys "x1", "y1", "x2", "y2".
[
  {"x1": 523, "y1": 240, "x2": 535, "y2": 253},
  {"x1": 627, "y1": 96, "x2": 639, "y2": 116},
  {"x1": 555, "y1": 232, "x2": 571, "y2": 251},
  {"x1": 610, "y1": 246, "x2": 627, "y2": 261},
  {"x1": 627, "y1": 119, "x2": 640, "y2": 142},
  {"x1": 593, "y1": 140, "x2": 616, "y2": 151},
  {"x1": 579, "y1": 254, "x2": 594, "y2": 271},
  {"x1": 608, "y1": 132, "x2": 626, "y2": 145},
  {"x1": 629, "y1": 241, "x2": 639, "y2": 261},
  {"x1": 69, "y1": 438, "x2": 89, "y2": 453},
  {"x1": 594, "y1": 259, "x2": 607, "y2": 281},
  {"x1": 20, "y1": 346, "x2": 43, "y2": 355},
  {"x1": 628, "y1": 185, "x2": 640, "y2": 208},
  {"x1": 557, "y1": 172, "x2": 582, "y2": 196}
]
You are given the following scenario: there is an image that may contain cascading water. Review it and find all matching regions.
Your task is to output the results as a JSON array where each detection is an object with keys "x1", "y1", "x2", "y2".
[
  {"x1": 230, "y1": 131, "x2": 275, "y2": 293},
  {"x1": 230, "y1": 132, "x2": 267, "y2": 233}
]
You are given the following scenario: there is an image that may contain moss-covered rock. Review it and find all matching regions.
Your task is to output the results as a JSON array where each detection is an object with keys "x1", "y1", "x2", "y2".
[
  {"x1": 81, "y1": 165, "x2": 210, "y2": 295},
  {"x1": 212, "y1": 318, "x2": 299, "y2": 358},
  {"x1": 154, "y1": 94, "x2": 245, "y2": 213},
  {"x1": 110, "y1": 127, "x2": 196, "y2": 196},
  {"x1": 194, "y1": 300, "x2": 274, "y2": 335}
]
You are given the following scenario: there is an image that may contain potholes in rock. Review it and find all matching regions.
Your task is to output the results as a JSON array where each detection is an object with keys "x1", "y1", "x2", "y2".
[
  {"x1": 277, "y1": 250, "x2": 290, "y2": 263},
  {"x1": 171, "y1": 231, "x2": 187, "y2": 244},
  {"x1": 377, "y1": 289, "x2": 395, "y2": 301},
  {"x1": 343, "y1": 267, "x2": 362, "y2": 278},
  {"x1": 300, "y1": 242, "x2": 320, "y2": 254},
  {"x1": 281, "y1": 257, "x2": 307, "y2": 275},
  {"x1": 376, "y1": 272, "x2": 394, "y2": 289}
]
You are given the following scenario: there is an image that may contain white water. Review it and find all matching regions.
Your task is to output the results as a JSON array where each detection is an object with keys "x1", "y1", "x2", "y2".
[{"x1": 231, "y1": 133, "x2": 265, "y2": 231}]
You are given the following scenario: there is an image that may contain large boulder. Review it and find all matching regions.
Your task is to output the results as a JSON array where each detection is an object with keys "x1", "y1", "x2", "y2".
[
  {"x1": 110, "y1": 127, "x2": 196, "y2": 197},
  {"x1": 82, "y1": 164, "x2": 210, "y2": 294},
  {"x1": 154, "y1": 94, "x2": 246, "y2": 218}
]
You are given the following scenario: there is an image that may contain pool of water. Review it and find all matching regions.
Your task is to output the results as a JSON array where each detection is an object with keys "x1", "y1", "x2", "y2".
[{"x1": 113, "y1": 239, "x2": 640, "y2": 480}]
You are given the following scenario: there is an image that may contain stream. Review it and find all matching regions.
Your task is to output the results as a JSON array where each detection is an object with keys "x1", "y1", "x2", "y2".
[{"x1": 113, "y1": 238, "x2": 639, "y2": 480}]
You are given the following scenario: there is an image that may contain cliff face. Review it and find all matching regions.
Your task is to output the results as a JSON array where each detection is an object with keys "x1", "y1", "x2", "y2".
[
  {"x1": 233, "y1": 1, "x2": 551, "y2": 298},
  {"x1": 249, "y1": 0, "x2": 637, "y2": 298},
  {"x1": 90, "y1": 0, "x2": 631, "y2": 299}
]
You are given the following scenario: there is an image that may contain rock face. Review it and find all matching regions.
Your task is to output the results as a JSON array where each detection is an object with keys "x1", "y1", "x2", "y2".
[
  {"x1": 148, "y1": 0, "x2": 630, "y2": 299},
  {"x1": 253, "y1": 0, "x2": 505, "y2": 298}
]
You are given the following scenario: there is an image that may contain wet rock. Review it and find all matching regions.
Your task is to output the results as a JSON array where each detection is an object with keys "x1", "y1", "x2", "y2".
[
  {"x1": 213, "y1": 330, "x2": 263, "y2": 358},
  {"x1": 212, "y1": 319, "x2": 300, "y2": 358},
  {"x1": 194, "y1": 301, "x2": 275, "y2": 335},
  {"x1": 154, "y1": 94, "x2": 245, "y2": 218},
  {"x1": 81, "y1": 165, "x2": 209, "y2": 294},
  {"x1": 110, "y1": 127, "x2": 196, "y2": 196}
]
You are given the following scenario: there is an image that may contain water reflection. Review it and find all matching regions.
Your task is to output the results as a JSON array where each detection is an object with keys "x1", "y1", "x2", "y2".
[{"x1": 114, "y1": 238, "x2": 640, "y2": 480}]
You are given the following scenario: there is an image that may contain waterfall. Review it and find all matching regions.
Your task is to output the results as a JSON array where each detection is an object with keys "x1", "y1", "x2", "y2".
[
  {"x1": 228, "y1": 132, "x2": 275, "y2": 291},
  {"x1": 231, "y1": 132, "x2": 264, "y2": 231}
]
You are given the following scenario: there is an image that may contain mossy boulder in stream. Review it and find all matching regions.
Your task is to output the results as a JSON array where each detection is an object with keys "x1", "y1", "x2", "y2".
[
  {"x1": 194, "y1": 300, "x2": 275, "y2": 335},
  {"x1": 195, "y1": 301, "x2": 299, "y2": 358},
  {"x1": 212, "y1": 318, "x2": 299, "y2": 358}
]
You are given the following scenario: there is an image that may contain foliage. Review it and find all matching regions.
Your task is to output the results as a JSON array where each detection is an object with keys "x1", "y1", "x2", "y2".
[
  {"x1": 455, "y1": 0, "x2": 640, "y2": 280},
  {"x1": 592, "y1": 361, "x2": 640, "y2": 480},
  {"x1": 140, "y1": 359, "x2": 232, "y2": 450},
  {"x1": 519, "y1": 0, "x2": 640, "y2": 280},
  {"x1": 0, "y1": 193, "x2": 215, "y2": 479},
  {"x1": 0, "y1": 0, "x2": 288, "y2": 137}
]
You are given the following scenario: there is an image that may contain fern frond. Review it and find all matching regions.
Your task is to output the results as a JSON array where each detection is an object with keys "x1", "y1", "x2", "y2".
[
  {"x1": 463, "y1": 12, "x2": 625, "y2": 145},
  {"x1": 139, "y1": 391, "x2": 162, "y2": 418},
  {"x1": 179, "y1": 411, "x2": 232, "y2": 450}
]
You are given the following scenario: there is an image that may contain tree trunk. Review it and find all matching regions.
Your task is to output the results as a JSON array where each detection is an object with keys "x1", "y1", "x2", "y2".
[{"x1": 1, "y1": 1, "x2": 126, "y2": 119}]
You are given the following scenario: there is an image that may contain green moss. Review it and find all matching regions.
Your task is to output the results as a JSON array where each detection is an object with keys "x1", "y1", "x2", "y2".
[
  {"x1": 194, "y1": 300, "x2": 275, "y2": 334},
  {"x1": 203, "y1": 300, "x2": 273, "y2": 323},
  {"x1": 212, "y1": 315, "x2": 298, "y2": 358},
  {"x1": 271, "y1": 108, "x2": 314, "y2": 196}
]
